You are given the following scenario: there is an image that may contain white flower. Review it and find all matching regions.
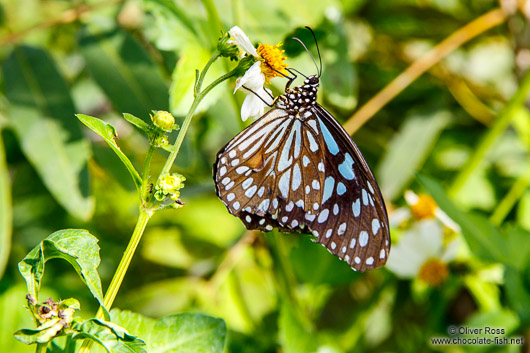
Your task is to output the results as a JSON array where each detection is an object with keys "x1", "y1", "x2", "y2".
[
  {"x1": 227, "y1": 26, "x2": 285, "y2": 121},
  {"x1": 228, "y1": 26, "x2": 258, "y2": 58},
  {"x1": 386, "y1": 220, "x2": 458, "y2": 278},
  {"x1": 233, "y1": 62, "x2": 272, "y2": 121}
]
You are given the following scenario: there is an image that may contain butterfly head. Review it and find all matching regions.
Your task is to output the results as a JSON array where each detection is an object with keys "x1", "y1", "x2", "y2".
[{"x1": 276, "y1": 75, "x2": 320, "y2": 116}]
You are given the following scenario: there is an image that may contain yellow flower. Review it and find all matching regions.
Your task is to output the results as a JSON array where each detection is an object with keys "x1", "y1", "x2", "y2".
[{"x1": 256, "y1": 42, "x2": 288, "y2": 84}]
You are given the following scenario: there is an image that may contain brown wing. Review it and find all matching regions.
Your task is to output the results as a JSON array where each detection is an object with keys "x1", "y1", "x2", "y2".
[{"x1": 214, "y1": 105, "x2": 390, "y2": 271}]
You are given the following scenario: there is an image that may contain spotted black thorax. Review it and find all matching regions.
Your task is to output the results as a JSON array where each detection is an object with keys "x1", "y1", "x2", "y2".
[{"x1": 275, "y1": 76, "x2": 319, "y2": 116}]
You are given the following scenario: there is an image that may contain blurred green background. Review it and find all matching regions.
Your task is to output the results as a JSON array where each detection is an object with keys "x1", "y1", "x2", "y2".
[{"x1": 1, "y1": 0, "x2": 529, "y2": 352}]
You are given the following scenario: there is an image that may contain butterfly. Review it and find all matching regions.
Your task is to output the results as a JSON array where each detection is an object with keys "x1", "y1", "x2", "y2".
[{"x1": 213, "y1": 39, "x2": 390, "y2": 272}]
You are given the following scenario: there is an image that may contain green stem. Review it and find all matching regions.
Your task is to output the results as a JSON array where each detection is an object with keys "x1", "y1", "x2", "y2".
[
  {"x1": 490, "y1": 164, "x2": 530, "y2": 227},
  {"x1": 140, "y1": 144, "x2": 155, "y2": 204},
  {"x1": 99, "y1": 209, "x2": 151, "y2": 316},
  {"x1": 78, "y1": 209, "x2": 152, "y2": 353},
  {"x1": 36, "y1": 343, "x2": 46, "y2": 353},
  {"x1": 267, "y1": 234, "x2": 297, "y2": 302},
  {"x1": 449, "y1": 69, "x2": 530, "y2": 197},
  {"x1": 160, "y1": 56, "x2": 237, "y2": 176}
]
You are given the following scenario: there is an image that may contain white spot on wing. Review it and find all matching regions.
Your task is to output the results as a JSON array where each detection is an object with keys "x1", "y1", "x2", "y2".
[
  {"x1": 317, "y1": 209, "x2": 329, "y2": 223},
  {"x1": 279, "y1": 172, "x2": 290, "y2": 198},
  {"x1": 352, "y1": 198, "x2": 361, "y2": 217},
  {"x1": 362, "y1": 189, "x2": 368, "y2": 205},
  {"x1": 359, "y1": 231, "x2": 369, "y2": 247},
  {"x1": 292, "y1": 163, "x2": 301, "y2": 191},
  {"x1": 245, "y1": 185, "x2": 257, "y2": 198},
  {"x1": 372, "y1": 219, "x2": 381, "y2": 236}
]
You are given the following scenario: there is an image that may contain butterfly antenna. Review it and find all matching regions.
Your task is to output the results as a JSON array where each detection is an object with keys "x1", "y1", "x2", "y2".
[
  {"x1": 305, "y1": 26, "x2": 322, "y2": 77},
  {"x1": 292, "y1": 36, "x2": 321, "y2": 78}
]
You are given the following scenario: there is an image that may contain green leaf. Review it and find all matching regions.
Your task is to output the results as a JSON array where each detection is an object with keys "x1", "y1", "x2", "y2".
[
  {"x1": 418, "y1": 175, "x2": 507, "y2": 264},
  {"x1": 463, "y1": 310, "x2": 520, "y2": 353},
  {"x1": 0, "y1": 129, "x2": 12, "y2": 278},
  {"x1": 279, "y1": 301, "x2": 318, "y2": 353},
  {"x1": 504, "y1": 267, "x2": 530, "y2": 324},
  {"x1": 110, "y1": 309, "x2": 227, "y2": 353},
  {"x1": 76, "y1": 114, "x2": 142, "y2": 192},
  {"x1": 71, "y1": 319, "x2": 146, "y2": 353},
  {"x1": 79, "y1": 28, "x2": 169, "y2": 121},
  {"x1": 123, "y1": 113, "x2": 151, "y2": 133},
  {"x1": 378, "y1": 110, "x2": 450, "y2": 200},
  {"x1": 18, "y1": 229, "x2": 109, "y2": 320},
  {"x1": 504, "y1": 227, "x2": 530, "y2": 271},
  {"x1": 14, "y1": 319, "x2": 64, "y2": 345},
  {"x1": 2, "y1": 46, "x2": 94, "y2": 220}
]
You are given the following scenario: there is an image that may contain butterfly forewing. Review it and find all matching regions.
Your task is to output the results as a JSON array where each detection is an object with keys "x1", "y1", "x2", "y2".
[{"x1": 214, "y1": 76, "x2": 390, "y2": 272}]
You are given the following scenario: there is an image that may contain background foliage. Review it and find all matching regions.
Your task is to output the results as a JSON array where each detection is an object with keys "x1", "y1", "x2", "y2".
[{"x1": 1, "y1": 0, "x2": 529, "y2": 352}]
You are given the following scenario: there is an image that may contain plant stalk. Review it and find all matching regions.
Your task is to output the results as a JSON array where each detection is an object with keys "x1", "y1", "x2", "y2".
[
  {"x1": 160, "y1": 56, "x2": 237, "y2": 176},
  {"x1": 78, "y1": 209, "x2": 152, "y2": 353}
]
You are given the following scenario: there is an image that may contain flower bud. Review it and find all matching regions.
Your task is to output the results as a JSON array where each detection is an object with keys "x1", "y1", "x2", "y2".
[
  {"x1": 218, "y1": 32, "x2": 240, "y2": 59},
  {"x1": 154, "y1": 173, "x2": 186, "y2": 202},
  {"x1": 151, "y1": 110, "x2": 175, "y2": 131}
]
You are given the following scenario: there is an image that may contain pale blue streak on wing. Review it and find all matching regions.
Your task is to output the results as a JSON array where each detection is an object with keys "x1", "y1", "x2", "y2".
[
  {"x1": 317, "y1": 117, "x2": 339, "y2": 155},
  {"x1": 322, "y1": 176, "x2": 335, "y2": 204},
  {"x1": 338, "y1": 153, "x2": 356, "y2": 180}
]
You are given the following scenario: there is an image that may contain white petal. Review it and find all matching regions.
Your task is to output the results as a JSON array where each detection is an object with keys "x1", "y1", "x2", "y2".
[
  {"x1": 404, "y1": 190, "x2": 419, "y2": 206},
  {"x1": 389, "y1": 207, "x2": 411, "y2": 227},
  {"x1": 386, "y1": 232, "x2": 426, "y2": 278},
  {"x1": 441, "y1": 237, "x2": 461, "y2": 262},
  {"x1": 415, "y1": 219, "x2": 443, "y2": 257},
  {"x1": 435, "y1": 208, "x2": 461, "y2": 233},
  {"x1": 234, "y1": 62, "x2": 264, "y2": 93},
  {"x1": 229, "y1": 26, "x2": 258, "y2": 57},
  {"x1": 241, "y1": 94, "x2": 266, "y2": 121}
]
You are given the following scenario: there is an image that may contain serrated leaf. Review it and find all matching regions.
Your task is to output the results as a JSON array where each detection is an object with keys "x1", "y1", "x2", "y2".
[
  {"x1": 2, "y1": 46, "x2": 94, "y2": 220},
  {"x1": 378, "y1": 110, "x2": 450, "y2": 200},
  {"x1": 18, "y1": 229, "x2": 109, "y2": 320},
  {"x1": 79, "y1": 28, "x2": 169, "y2": 121},
  {"x1": 123, "y1": 113, "x2": 151, "y2": 133},
  {"x1": 110, "y1": 309, "x2": 227, "y2": 353},
  {"x1": 76, "y1": 114, "x2": 142, "y2": 192},
  {"x1": 0, "y1": 129, "x2": 12, "y2": 277},
  {"x1": 71, "y1": 319, "x2": 146, "y2": 353},
  {"x1": 418, "y1": 175, "x2": 507, "y2": 264}
]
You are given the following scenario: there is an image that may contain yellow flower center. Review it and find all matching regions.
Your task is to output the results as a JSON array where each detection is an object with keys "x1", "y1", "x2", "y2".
[
  {"x1": 418, "y1": 258, "x2": 449, "y2": 286},
  {"x1": 257, "y1": 42, "x2": 288, "y2": 84},
  {"x1": 410, "y1": 194, "x2": 437, "y2": 219}
]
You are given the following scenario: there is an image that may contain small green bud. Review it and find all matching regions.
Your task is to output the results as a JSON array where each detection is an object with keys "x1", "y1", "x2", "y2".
[
  {"x1": 218, "y1": 32, "x2": 240, "y2": 59},
  {"x1": 153, "y1": 135, "x2": 168, "y2": 148},
  {"x1": 154, "y1": 173, "x2": 186, "y2": 202},
  {"x1": 151, "y1": 110, "x2": 176, "y2": 131}
]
